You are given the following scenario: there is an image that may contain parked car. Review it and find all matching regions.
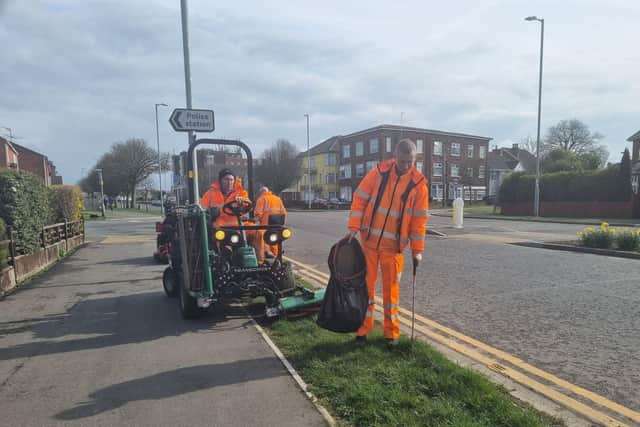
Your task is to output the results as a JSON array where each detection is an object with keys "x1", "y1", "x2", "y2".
[{"x1": 311, "y1": 198, "x2": 329, "y2": 209}]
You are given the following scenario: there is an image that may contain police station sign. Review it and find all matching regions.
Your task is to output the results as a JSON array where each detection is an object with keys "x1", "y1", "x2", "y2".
[{"x1": 169, "y1": 108, "x2": 215, "y2": 132}]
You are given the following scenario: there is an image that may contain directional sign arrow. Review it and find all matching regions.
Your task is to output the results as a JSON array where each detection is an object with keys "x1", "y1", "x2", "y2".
[{"x1": 169, "y1": 108, "x2": 215, "y2": 133}]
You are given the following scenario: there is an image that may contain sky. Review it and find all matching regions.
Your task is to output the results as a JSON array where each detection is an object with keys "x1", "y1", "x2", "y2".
[{"x1": 1, "y1": 0, "x2": 639, "y2": 185}]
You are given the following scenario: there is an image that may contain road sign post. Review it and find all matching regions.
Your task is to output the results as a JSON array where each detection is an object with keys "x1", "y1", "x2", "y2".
[{"x1": 169, "y1": 108, "x2": 215, "y2": 133}]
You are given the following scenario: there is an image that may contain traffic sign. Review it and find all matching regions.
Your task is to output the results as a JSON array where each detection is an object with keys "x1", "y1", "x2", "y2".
[{"x1": 169, "y1": 108, "x2": 215, "y2": 132}]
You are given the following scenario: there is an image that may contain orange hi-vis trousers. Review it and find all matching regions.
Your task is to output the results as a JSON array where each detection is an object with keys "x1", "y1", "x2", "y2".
[{"x1": 356, "y1": 243, "x2": 404, "y2": 340}]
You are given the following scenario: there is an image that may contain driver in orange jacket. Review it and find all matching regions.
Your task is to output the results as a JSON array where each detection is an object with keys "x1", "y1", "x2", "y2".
[{"x1": 200, "y1": 168, "x2": 249, "y2": 227}]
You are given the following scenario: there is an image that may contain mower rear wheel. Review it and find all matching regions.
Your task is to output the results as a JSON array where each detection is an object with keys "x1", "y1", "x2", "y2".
[
  {"x1": 179, "y1": 280, "x2": 202, "y2": 319},
  {"x1": 162, "y1": 266, "x2": 179, "y2": 298}
]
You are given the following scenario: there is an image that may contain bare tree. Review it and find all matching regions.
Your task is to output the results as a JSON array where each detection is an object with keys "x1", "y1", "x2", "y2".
[
  {"x1": 543, "y1": 119, "x2": 605, "y2": 154},
  {"x1": 519, "y1": 134, "x2": 538, "y2": 154},
  {"x1": 255, "y1": 139, "x2": 301, "y2": 195},
  {"x1": 82, "y1": 139, "x2": 169, "y2": 208}
]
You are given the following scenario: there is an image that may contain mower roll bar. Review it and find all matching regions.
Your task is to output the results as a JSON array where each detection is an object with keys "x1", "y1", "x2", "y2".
[{"x1": 187, "y1": 138, "x2": 254, "y2": 204}]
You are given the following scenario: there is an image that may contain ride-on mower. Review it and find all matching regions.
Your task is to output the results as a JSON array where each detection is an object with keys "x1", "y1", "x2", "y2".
[{"x1": 162, "y1": 139, "x2": 325, "y2": 319}]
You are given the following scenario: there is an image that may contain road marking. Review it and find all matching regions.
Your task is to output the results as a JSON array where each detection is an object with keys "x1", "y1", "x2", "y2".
[{"x1": 285, "y1": 255, "x2": 639, "y2": 426}]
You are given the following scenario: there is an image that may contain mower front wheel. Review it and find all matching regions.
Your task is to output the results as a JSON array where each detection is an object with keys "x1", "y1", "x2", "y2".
[
  {"x1": 179, "y1": 281, "x2": 203, "y2": 319},
  {"x1": 162, "y1": 266, "x2": 179, "y2": 298}
]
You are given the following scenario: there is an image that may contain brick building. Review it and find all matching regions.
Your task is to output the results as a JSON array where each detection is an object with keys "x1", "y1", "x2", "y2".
[
  {"x1": 1, "y1": 141, "x2": 62, "y2": 185},
  {"x1": 0, "y1": 137, "x2": 19, "y2": 170},
  {"x1": 337, "y1": 125, "x2": 492, "y2": 202}
]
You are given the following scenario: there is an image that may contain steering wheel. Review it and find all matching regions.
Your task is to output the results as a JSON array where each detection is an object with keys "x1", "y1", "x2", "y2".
[{"x1": 223, "y1": 198, "x2": 253, "y2": 217}]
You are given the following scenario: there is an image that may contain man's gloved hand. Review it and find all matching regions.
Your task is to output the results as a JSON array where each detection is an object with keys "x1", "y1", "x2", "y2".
[{"x1": 345, "y1": 231, "x2": 358, "y2": 243}]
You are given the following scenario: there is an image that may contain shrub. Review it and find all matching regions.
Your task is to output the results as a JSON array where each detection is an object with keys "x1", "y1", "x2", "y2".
[
  {"x1": 0, "y1": 218, "x2": 8, "y2": 270},
  {"x1": 50, "y1": 185, "x2": 84, "y2": 222},
  {"x1": 500, "y1": 168, "x2": 628, "y2": 203},
  {"x1": 0, "y1": 169, "x2": 53, "y2": 253},
  {"x1": 615, "y1": 228, "x2": 640, "y2": 251}
]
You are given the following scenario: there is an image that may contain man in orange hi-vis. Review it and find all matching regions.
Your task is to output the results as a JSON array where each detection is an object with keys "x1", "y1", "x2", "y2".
[
  {"x1": 253, "y1": 186, "x2": 287, "y2": 261},
  {"x1": 200, "y1": 168, "x2": 249, "y2": 227},
  {"x1": 345, "y1": 139, "x2": 429, "y2": 348}
]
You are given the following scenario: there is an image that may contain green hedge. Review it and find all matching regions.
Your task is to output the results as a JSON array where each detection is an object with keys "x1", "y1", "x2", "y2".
[
  {"x1": 0, "y1": 170, "x2": 54, "y2": 253},
  {"x1": 0, "y1": 218, "x2": 8, "y2": 270},
  {"x1": 499, "y1": 168, "x2": 628, "y2": 203},
  {"x1": 51, "y1": 185, "x2": 84, "y2": 222}
]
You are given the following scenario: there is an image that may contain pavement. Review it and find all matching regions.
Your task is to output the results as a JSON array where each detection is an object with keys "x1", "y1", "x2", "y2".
[{"x1": 0, "y1": 218, "x2": 326, "y2": 427}]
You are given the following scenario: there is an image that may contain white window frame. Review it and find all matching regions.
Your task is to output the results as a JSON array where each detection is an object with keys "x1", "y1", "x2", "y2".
[
  {"x1": 430, "y1": 183, "x2": 443, "y2": 201},
  {"x1": 451, "y1": 164, "x2": 460, "y2": 177},
  {"x1": 433, "y1": 141, "x2": 442, "y2": 156},
  {"x1": 478, "y1": 165, "x2": 485, "y2": 179},
  {"x1": 467, "y1": 144, "x2": 474, "y2": 158},
  {"x1": 451, "y1": 143, "x2": 461, "y2": 157},
  {"x1": 386, "y1": 137, "x2": 392, "y2": 152},
  {"x1": 416, "y1": 139, "x2": 424, "y2": 154},
  {"x1": 356, "y1": 163, "x2": 364, "y2": 177},
  {"x1": 466, "y1": 167, "x2": 473, "y2": 178},
  {"x1": 369, "y1": 138, "x2": 379, "y2": 154},
  {"x1": 356, "y1": 142, "x2": 364, "y2": 156},
  {"x1": 343, "y1": 145, "x2": 350, "y2": 159},
  {"x1": 365, "y1": 160, "x2": 377, "y2": 173},
  {"x1": 432, "y1": 162, "x2": 442, "y2": 177},
  {"x1": 479, "y1": 145, "x2": 486, "y2": 159},
  {"x1": 326, "y1": 152, "x2": 337, "y2": 166},
  {"x1": 416, "y1": 160, "x2": 424, "y2": 173},
  {"x1": 339, "y1": 164, "x2": 352, "y2": 179}
]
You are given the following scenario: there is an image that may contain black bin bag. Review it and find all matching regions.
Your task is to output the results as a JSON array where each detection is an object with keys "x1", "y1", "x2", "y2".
[{"x1": 317, "y1": 237, "x2": 368, "y2": 333}]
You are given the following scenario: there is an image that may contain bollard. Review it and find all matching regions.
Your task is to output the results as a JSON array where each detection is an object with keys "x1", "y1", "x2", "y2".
[{"x1": 452, "y1": 197, "x2": 464, "y2": 229}]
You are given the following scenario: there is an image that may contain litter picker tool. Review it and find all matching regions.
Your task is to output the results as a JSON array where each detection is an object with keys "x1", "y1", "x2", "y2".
[{"x1": 411, "y1": 256, "x2": 418, "y2": 341}]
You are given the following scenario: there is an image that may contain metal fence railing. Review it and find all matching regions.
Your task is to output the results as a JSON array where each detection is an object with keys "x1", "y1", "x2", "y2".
[{"x1": 0, "y1": 219, "x2": 85, "y2": 269}]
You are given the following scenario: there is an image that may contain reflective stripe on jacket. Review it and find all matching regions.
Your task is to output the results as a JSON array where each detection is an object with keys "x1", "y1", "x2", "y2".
[
  {"x1": 254, "y1": 191, "x2": 287, "y2": 225},
  {"x1": 199, "y1": 182, "x2": 249, "y2": 227},
  {"x1": 348, "y1": 159, "x2": 429, "y2": 253}
]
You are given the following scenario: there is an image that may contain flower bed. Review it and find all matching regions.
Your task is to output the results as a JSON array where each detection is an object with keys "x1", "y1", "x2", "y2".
[{"x1": 577, "y1": 222, "x2": 640, "y2": 252}]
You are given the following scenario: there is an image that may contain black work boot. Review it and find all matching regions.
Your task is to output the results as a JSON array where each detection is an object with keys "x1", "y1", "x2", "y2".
[
  {"x1": 386, "y1": 338, "x2": 399, "y2": 349},
  {"x1": 354, "y1": 335, "x2": 367, "y2": 347}
]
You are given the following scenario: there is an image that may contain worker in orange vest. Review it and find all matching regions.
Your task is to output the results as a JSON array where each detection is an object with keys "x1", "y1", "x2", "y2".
[
  {"x1": 254, "y1": 186, "x2": 287, "y2": 261},
  {"x1": 345, "y1": 139, "x2": 429, "y2": 348},
  {"x1": 200, "y1": 168, "x2": 249, "y2": 227}
]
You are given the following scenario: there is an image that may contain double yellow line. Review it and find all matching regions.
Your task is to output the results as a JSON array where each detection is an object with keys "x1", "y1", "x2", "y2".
[{"x1": 285, "y1": 255, "x2": 638, "y2": 427}]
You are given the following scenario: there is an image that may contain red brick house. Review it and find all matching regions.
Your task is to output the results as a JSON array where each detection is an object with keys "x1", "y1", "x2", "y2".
[
  {"x1": 0, "y1": 137, "x2": 19, "y2": 170},
  {"x1": 11, "y1": 142, "x2": 61, "y2": 186},
  {"x1": 337, "y1": 125, "x2": 492, "y2": 202}
]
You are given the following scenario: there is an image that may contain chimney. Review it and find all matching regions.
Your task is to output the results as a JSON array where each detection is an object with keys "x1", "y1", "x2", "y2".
[
  {"x1": 512, "y1": 143, "x2": 519, "y2": 158},
  {"x1": 512, "y1": 143, "x2": 519, "y2": 151}
]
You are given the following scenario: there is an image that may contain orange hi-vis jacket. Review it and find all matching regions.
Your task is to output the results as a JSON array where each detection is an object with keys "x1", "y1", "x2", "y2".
[
  {"x1": 348, "y1": 159, "x2": 429, "y2": 253},
  {"x1": 254, "y1": 191, "x2": 287, "y2": 225},
  {"x1": 199, "y1": 181, "x2": 249, "y2": 227}
]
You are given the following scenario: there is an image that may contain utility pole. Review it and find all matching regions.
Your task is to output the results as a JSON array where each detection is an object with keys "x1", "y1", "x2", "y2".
[
  {"x1": 96, "y1": 168, "x2": 105, "y2": 218},
  {"x1": 305, "y1": 114, "x2": 311, "y2": 209},
  {"x1": 180, "y1": 0, "x2": 198, "y2": 202},
  {"x1": 525, "y1": 16, "x2": 545, "y2": 216}
]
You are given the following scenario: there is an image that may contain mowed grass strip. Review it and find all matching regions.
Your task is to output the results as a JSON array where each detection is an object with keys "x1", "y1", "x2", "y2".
[{"x1": 269, "y1": 318, "x2": 564, "y2": 427}]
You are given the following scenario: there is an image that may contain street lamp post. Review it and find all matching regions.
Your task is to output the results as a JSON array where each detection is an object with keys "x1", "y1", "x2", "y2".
[
  {"x1": 155, "y1": 103, "x2": 168, "y2": 216},
  {"x1": 95, "y1": 168, "x2": 105, "y2": 218},
  {"x1": 304, "y1": 114, "x2": 311, "y2": 209},
  {"x1": 525, "y1": 15, "x2": 544, "y2": 217}
]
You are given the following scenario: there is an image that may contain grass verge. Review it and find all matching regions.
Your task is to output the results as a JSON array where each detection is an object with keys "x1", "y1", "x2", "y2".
[{"x1": 268, "y1": 317, "x2": 563, "y2": 427}]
